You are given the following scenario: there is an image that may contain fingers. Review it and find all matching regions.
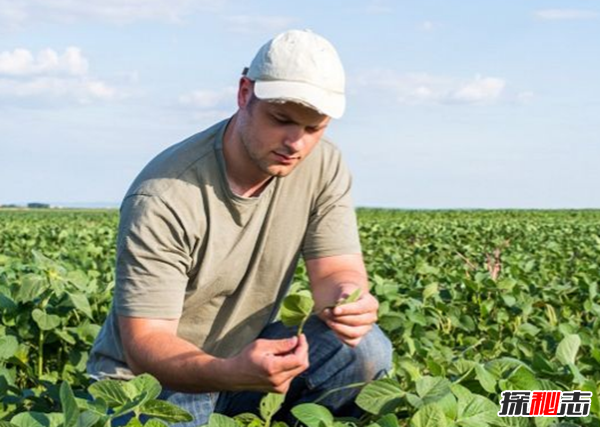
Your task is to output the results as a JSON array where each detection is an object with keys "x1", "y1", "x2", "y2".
[
  {"x1": 323, "y1": 310, "x2": 377, "y2": 327},
  {"x1": 261, "y1": 334, "x2": 309, "y2": 393},
  {"x1": 331, "y1": 293, "x2": 379, "y2": 317},
  {"x1": 257, "y1": 336, "x2": 299, "y2": 355},
  {"x1": 325, "y1": 319, "x2": 373, "y2": 347}
]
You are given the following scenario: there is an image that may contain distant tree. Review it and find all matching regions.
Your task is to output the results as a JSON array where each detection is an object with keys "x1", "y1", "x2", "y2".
[{"x1": 27, "y1": 202, "x2": 50, "y2": 209}]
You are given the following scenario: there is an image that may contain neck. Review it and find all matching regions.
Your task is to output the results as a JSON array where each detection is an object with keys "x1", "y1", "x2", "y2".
[{"x1": 222, "y1": 114, "x2": 272, "y2": 197}]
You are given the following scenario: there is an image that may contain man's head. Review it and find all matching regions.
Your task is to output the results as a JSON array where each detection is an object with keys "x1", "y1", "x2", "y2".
[
  {"x1": 245, "y1": 29, "x2": 346, "y2": 119},
  {"x1": 228, "y1": 30, "x2": 344, "y2": 181}
]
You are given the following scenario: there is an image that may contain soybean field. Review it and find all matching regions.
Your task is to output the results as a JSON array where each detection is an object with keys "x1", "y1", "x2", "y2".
[{"x1": 1, "y1": 208, "x2": 600, "y2": 427}]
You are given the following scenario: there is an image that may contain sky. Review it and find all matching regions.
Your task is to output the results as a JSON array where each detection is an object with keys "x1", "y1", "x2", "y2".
[{"x1": 1, "y1": 0, "x2": 599, "y2": 209}]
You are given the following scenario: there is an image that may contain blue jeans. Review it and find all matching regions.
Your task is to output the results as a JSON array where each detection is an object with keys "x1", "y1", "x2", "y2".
[{"x1": 114, "y1": 316, "x2": 393, "y2": 426}]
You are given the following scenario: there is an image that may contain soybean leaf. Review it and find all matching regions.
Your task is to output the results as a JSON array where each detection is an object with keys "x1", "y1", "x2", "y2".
[
  {"x1": 10, "y1": 413, "x2": 63, "y2": 427},
  {"x1": 16, "y1": 274, "x2": 46, "y2": 303},
  {"x1": 207, "y1": 414, "x2": 238, "y2": 427},
  {"x1": 60, "y1": 381, "x2": 79, "y2": 427},
  {"x1": 0, "y1": 336, "x2": 18, "y2": 360},
  {"x1": 124, "y1": 419, "x2": 143, "y2": 427},
  {"x1": 281, "y1": 291, "x2": 314, "y2": 333},
  {"x1": 76, "y1": 412, "x2": 102, "y2": 427},
  {"x1": 32, "y1": 309, "x2": 61, "y2": 331},
  {"x1": 139, "y1": 400, "x2": 193, "y2": 423},
  {"x1": 260, "y1": 393, "x2": 285, "y2": 423},
  {"x1": 336, "y1": 288, "x2": 361, "y2": 307},
  {"x1": 455, "y1": 394, "x2": 499, "y2": 427},
  {"x1": 356, "y1": 378, "x2": 404, "y2": 416},
  {"x1": 410, "y1": 403, "x2": 447, "y2": 427},
  {"x1": 416, "y1": 376, "x2": 451, "y2": 407},
  {"x1": 474, "y1": 365, "x2": 497, "y2": 394},
  {"x1": 556, "y1": 334, "x2": 581, "y2": 365},
  {"x1": 370, "y1": 414, "x2": 399, "y2": 427},
  {"x1": 88, "y1": 379, "x2": 130, "y2": 408},
  {"x1": 68, "y1": 292, "x2": 94, "y2": 319},
  {"x1": 291, "y1": 403, "x2": 334, "y2": 427},
  {"x1": 123, "y1": 373, "x2": 162, "y2": 403}
]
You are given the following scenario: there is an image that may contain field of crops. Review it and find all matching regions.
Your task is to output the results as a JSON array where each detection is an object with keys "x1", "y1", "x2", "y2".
[{"x1": 1, "y1": 208, "x2": 600, "y2": 427}]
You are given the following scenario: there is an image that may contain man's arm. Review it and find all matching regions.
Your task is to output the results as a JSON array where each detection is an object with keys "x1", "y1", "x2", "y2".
[
  {"x1": 306, "y1": 253, "x2": 379, "y2": 347},
  {"x1": 118, "y1": 315, "x2": 309, "y2": 394}
]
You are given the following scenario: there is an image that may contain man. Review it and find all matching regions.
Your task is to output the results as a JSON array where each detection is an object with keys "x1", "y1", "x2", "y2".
[{"x1": 88, "y1": 29, "x2": 393, "y2": 425}]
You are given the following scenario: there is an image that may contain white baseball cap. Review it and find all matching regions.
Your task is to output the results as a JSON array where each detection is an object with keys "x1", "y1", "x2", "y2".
[{"x1": 245, "y1": 29, "x2": 346, "y2": 119}]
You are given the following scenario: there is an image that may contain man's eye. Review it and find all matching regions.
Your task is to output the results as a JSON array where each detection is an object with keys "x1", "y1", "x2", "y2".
[{"x1": 273, "y1": 116, "x2": 291, "y2": 124}]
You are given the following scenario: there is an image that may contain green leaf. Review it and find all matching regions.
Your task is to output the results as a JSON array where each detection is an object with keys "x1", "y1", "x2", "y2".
[
  {"x1": 281, "y1": 292, "x2": 314, "y2": 328},
  {"x1": 556, "y1": 334, "x2": 581, "y2": 365},
  {"x1": 474, "y1": 365, "x2": 497, "y2": 394},
  {"x1": 124, "y1": 419, "x2": 143, "y2": 427},
  {"x1": 455, "y1": 394, "x2": 498, "y2": 427},
  {"x1": 32, "y1": 309, "x2": 61, "y2": 331},
  {"x1": 68, "y1": 292, "x2": 94, "y2": 319},
  {"x1": 581, "y1": 379, "x2": 600, "y2": 417},
  {"x1": 0, "y1": 335, "x2": 19, "y2": 360},
  {"x1": 260, "y1": 393, "x2": 285, "y2": 423},
  {"x1": 16, "y1": 274, "x2": 47, "y2": 303},
  {"x1": 0, "y1": 294, "x2": 17, "y2": 312},
  {"x1": 355, "y1": 378, "x2": 404, "y2": 416},
  {"x1": 123, "y1": 374, "x2": 162, "y2": 403},
  {"x1": 88, "y1": 379, "x2": 130, "y2": 408},
  {"x1": 76, "y1": 412, "x2": 102, "y2": 427},
  {"x1": 410, "y1": 403, "x2": 447, "y2": 427},
  {"x1": 139, "y1": 400, "x2": 193, "y2": 423},
  {"x1": 422, "y1": 283, "x2": 439, "y2": 300},
  {"x1": 336, "y1": 288, "x2": 361, "y2": 306},
  {"x1": 207, "y1": 414, "x2": 238, "y2": 427},
  {"x1": 291, "y1": 403, "x2": 334, "y2": 427},
  {"x1": 501, "y1": 366, "x2": 541, "y2": 391},
  {"x1": 416, "y1": 377, "x2": 451, "y2": 407},
  {"x1": 10, "y1": 413, "x2": 63, "y2": 427},
  {"x1": 75, "y1": 397, "x2": 108, "y2": 415},
  {"x1": 60, "y1": 382, "x2": 80, "y2": 427},
  {"x1": 371, "y1": 414, "x2": 399, "y2": 427}
]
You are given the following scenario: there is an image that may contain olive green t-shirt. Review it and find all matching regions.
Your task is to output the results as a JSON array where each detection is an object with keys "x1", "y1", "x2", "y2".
[{"x1": 87, "y1": 118, "x2": 361, "y2": 380}]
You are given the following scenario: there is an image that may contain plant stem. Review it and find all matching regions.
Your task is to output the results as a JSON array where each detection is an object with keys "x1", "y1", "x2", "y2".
[
  {"x1": 312, "y1": 381, "x2": 367, "y2": 405},
  {"x1": 38, "y1": 330, "x2": 44, "y2": 378}
]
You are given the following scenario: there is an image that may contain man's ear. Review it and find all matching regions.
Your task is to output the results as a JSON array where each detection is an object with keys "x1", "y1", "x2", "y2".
[{"x1": 238, "y1": 77, "x2": 253, "y2": 109}]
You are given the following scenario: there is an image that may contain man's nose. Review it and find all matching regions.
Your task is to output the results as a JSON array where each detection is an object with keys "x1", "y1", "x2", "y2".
[
  {"x1": 283, "y1": 127, "x2": 304, "y2": 153},
  {"x1": 283, "y1": 127, "x2": 305, "y2": 152}
]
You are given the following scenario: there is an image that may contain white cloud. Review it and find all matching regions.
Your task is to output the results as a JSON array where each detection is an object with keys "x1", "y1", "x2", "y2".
[
  {"x1": 178, "y1": 87, "x2": 237, "y2": 109},
  {"x1": 178, "y1": 86, "x2": 237, "y2": 122},
  {"x1": 0, "y1": 47, "x2": 88, "y2": 76},
  {"x1": 0, "y1": 47, "x2": 118, "y2": 105},
  {"x1": 224, "y1": 15, "x2": 295, "y2": 34},
  {"x1": 534, "y1": 9, "x2": 598, "y2": 21},
  {"x1": 364, "y1": 0, "x2": 393, "y2": 14},
  {"x1": 453, "y1": 76, "x2": 505, "y2": 104},
  {"x1": 355, "y1": 69, "x2": 514, "y2": 106},
  {"x1": 420, "y1": 21, "x2": 437, "y2": 32},
  {"x1": 0, "y1": 0, "x2": 224, "y2": 30}
]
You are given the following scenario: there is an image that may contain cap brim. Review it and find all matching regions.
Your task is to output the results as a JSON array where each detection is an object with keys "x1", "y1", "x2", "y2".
[{"x1": 253, "y1": 80, "x2": 345, "y2": 119}]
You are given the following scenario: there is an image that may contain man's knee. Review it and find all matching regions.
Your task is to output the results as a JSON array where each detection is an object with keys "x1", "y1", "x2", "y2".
[{"x1": 353, "y1": 325, "x2": 394, "y2": 381}]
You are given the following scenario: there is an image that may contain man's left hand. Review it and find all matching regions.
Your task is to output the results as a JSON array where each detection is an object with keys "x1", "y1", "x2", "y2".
[{"x1": 319, "y1": 288, "x2": 379, "y2": 347}]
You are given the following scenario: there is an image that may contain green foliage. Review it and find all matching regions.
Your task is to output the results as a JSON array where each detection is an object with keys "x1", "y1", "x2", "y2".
[
  {"x1": 280, "y1": 291, "x2": 314, "y2": 336},
  {"x1": 3, "y1": 208, "x2": 600, "y2": 426}
]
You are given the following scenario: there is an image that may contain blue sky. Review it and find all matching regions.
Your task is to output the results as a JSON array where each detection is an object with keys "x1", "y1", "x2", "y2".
[{"x1": 1, "y1": 0, "x2": 599, "y2": 209}]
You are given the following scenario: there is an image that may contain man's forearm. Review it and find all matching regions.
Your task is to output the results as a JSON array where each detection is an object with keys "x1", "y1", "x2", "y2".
[{"x1": 123, "y1": 329, "x2": 231, "y2": 393}]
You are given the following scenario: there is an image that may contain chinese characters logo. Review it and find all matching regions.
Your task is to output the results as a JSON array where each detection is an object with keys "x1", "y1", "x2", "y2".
[{"x1": 498, "y1": 390, "x2": 592, "y2": 417}]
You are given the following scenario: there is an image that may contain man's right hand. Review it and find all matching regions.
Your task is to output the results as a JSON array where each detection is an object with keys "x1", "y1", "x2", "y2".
[{"x1": 226, "y1": 335, "x2": 310, "y2": 394}]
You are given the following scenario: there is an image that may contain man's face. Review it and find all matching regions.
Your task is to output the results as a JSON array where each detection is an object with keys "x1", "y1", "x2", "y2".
[{"x1": 236, "y1": 81, "x2": 331, "y2": 178}]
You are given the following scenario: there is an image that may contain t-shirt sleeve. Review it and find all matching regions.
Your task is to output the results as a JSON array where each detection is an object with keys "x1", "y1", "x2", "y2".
[
  {"x1": 302, "y1": 150, "x2": 362, "y2": 260},
  {"x1": 113, "y1": 194, "x2": 191, "y2": 319}
]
